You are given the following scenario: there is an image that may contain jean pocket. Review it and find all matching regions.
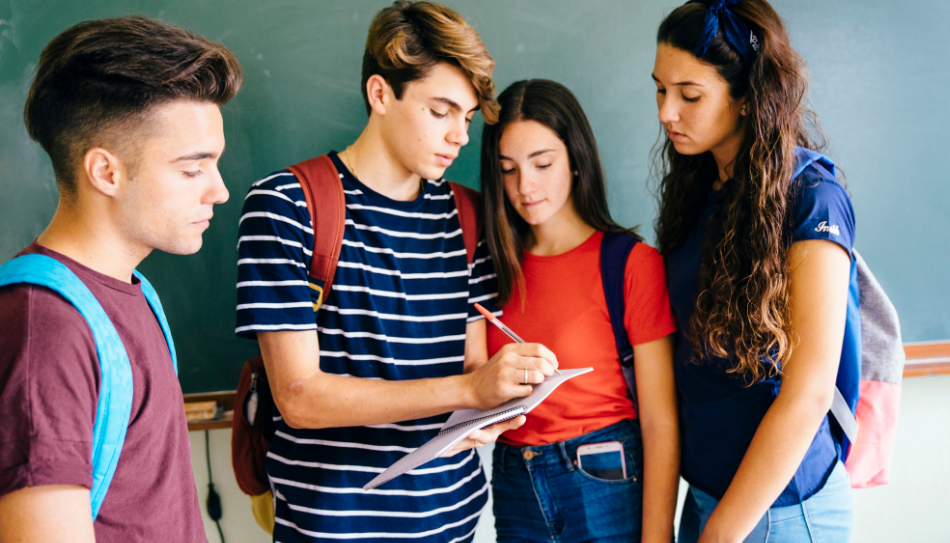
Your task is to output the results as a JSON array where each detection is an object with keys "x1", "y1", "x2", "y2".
[{"x1": 574, "y1": 432, "x2": 643, "y2": 485}]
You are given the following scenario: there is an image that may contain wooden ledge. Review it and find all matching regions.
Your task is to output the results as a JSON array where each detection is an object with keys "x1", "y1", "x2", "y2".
[
  {"x1": 904, "y1": 341, "x2": 950, "y2": 378},
  {"x1": 184, "y1": 391, "x2": 234, "y2": 432}
]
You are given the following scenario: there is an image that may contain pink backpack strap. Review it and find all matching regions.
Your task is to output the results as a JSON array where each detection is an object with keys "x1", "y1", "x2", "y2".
[
  {"x1": 286, "y1": 155, "x2": 345, "y2": 310},
  {"x1": 449, "y1": 182, "x2": 482, "y2": 266}
]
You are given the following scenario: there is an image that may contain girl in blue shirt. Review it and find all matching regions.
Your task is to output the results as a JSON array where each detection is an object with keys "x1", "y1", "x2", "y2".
[{"x1": 652, "y1": 1, "x2": 856, "y2": 542}]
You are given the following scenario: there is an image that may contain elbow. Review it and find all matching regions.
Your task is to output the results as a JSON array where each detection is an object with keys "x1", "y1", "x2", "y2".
[{"x1": 271, "y1": 386, "x2": 323, "y2": 430}]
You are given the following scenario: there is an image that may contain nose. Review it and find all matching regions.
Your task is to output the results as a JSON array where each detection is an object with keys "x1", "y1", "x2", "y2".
[
  {"x1": 447, "y1": 116, "x2": 470, "y2": 148},
  {"x1": 206, "y1": 166, "x2": 230, "y2": 205},
  {"x1": 657, "y1": 94, "x2": 679, "y2": 125},
  {"x1": 517, "y1": 169, "x2": 538, "y2": 198}
]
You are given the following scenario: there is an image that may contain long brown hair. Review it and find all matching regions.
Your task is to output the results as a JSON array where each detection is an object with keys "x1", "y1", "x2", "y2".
[
  {"x1": 482, "y1": 79, "x2": 636, "y2": 306},
  {"x1": 654, "y1": 0, "x2": 827, "y2": 382}
]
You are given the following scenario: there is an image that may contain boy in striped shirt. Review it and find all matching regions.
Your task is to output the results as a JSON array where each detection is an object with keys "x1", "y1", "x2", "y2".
[{"x1": 235, "y1": 2, "x2": 559, "y2": 541}]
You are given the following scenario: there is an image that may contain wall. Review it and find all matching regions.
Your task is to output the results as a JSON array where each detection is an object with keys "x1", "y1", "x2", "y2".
[{"x1": 2, "y1": 0, "x2": 949, "y2": 393}]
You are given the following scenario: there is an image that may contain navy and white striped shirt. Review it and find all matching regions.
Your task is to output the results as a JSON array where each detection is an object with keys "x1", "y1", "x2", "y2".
[{"x1": 236, "y1": 152, "x2": 500, "y2": 542}]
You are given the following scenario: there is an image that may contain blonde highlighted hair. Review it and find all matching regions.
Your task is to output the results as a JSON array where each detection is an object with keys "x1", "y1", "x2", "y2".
[{"x1": 362, "y1": 1, "x2": 499, "y2": 123}]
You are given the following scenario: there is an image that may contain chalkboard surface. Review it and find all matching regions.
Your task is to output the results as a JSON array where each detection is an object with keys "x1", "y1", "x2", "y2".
[{"x1": 2, "y1": 1, "x2": 948, "y2": 393}]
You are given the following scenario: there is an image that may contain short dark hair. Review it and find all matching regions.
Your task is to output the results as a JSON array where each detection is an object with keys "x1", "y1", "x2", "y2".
[
  {"x1": 24, "y1": 16, "x2": 244, "y2": 195},
  {"x1": 361, "y1": 1, "x2": 498, "y2": 123}
]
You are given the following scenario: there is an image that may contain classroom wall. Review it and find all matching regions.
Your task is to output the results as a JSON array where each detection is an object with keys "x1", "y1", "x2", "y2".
[
  {"x1": 192, "y1": 374, "x2": 950, "y2": 542},
  {"x1": 3, "y1": 0, "x2": 948, "y2": 394}
]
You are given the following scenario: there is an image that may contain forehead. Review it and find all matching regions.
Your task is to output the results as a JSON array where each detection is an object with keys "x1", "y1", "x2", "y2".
[
  {"x1": 499, "y1": 120, "x2": 565, "y2": 156},
  {"x1": 653, "y1": 42, "x2": 724, "y2": 85},
  {"x1": 402, "y1": 62, "x2": 479, "y2": 110},
  {"x1": 141, "y1": 100, "x2": 224, "y2": 149}
]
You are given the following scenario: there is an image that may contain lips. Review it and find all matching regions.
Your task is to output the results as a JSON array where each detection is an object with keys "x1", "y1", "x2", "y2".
[
  {"x1": 667, "y1": 130, "x2": 688, "y2": 142},
  {"x1": 435, "y1": 154, "x2": 457, "y2": 167}
]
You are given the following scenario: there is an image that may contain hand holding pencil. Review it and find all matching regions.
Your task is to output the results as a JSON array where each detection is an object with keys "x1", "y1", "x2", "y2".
[{"x1": 461, "y1": 303, "x2": 561, "y2": 411}]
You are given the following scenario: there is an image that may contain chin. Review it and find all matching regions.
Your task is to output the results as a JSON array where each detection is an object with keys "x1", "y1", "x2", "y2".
[{"x1": 157, "y1": 236, "x2": 204, "y2": 256}]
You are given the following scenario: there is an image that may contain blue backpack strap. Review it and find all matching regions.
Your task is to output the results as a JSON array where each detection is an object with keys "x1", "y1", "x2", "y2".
[
  {"x1": 133, "y1": 270, "x2": 178, "y2": 376},
  {"x1": 0, "y1": 255, "x2": 133, "y2": 520},
  {"x1": 599, "y1": 231, "x2": 640, "y2": 406}
]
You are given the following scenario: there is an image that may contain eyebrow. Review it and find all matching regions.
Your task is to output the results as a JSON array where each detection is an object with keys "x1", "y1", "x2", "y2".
[
  {"x1": 431, "y1": 97, "x2": 480, "y2": 114},
  {"x1": 651, "y1": 74, "x2": 704, "y2": 87},
  {"x1": 171, "y1": 149, "x2": 221, "y2": 163},
  {"x1": 499, "y1": 149, "x2": 557, "y2": 160}
]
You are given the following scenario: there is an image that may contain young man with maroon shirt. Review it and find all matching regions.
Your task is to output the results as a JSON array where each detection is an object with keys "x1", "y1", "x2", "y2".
[{"x1": 0, "y1": 16, "x2": 242, "y2": 542}]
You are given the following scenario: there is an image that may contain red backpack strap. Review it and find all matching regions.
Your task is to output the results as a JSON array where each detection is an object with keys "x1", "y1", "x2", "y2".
[
  {"x1": 449, "y1": 182, "x2": 482, "y2": 266},
  {"x1": 286, "y1": 155, "x2": 345, "y2": 310}
]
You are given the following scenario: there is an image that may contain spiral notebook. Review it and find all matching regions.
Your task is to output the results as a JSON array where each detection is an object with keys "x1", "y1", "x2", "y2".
[{"x1": 363, "y1": 367, "x2": 593, "y2": 490}]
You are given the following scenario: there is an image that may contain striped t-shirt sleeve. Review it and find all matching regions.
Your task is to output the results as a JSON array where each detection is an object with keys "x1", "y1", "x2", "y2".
[
  {"x1": 235, "y1": 171, "x2": 316, "y2": 338},
  {"x1": 466, "y1": 237, "x2": 501, "y2": 321}
]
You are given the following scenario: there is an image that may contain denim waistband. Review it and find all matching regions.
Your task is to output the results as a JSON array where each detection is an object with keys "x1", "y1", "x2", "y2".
[{"x1": 496, "y1": 419, "x2": 641, "y2": 472}]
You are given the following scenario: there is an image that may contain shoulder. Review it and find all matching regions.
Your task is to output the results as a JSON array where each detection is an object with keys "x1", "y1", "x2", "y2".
[
  {"x1": 789, "y1": 162, "x2": 855, "y2": 249},
  {"x1": 0, "y1": 282, "x2": 99, "y2": 394},
  {"x1": 623, "y1": 241, "x2": 668, "y2": 287},
  {"x1": 243, "y1": 170, "x2": 308, "y2": 213},
  {"x1": 0, "y1": 283, "x2": 96, "y2": 347}
]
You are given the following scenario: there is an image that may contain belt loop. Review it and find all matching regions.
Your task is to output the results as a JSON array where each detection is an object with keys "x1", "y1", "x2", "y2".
[{"x1": 559, "y1": 441, "x2": 575, "y2": 472}]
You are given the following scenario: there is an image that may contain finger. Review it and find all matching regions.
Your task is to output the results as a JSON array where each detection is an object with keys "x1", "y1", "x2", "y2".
[
  {"x1": 510, "y1": 366, "x2": 545, "y2": 385},
  {"x1": 518, "y1": 356, "x2": 555, "y2": 377},
  {"x1": 512, "y1": 343, "x2": 560, "y2": 370}
]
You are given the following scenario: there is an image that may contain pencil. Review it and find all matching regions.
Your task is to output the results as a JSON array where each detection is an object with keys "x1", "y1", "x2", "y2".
[{"x1": 474, "y1": 303, "x2": 561, "y2": 375}]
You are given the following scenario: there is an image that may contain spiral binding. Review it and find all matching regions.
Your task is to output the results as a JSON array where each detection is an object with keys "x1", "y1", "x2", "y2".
[{"x1": 438, "y1": 407, "x2": 525, "y2": 436}]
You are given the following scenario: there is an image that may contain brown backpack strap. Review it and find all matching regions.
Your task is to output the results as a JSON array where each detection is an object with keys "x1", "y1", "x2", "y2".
[
  {"x1": 449, "y1": 182, "x2": 483, "y2": 266},
  {"x1": 286, "y1": 155, "x2": 345, "y2": 311}
]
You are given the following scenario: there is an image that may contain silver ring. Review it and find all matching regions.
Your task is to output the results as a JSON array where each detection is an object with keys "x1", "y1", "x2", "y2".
[{"x1": 522, "y1": 368, "x2": 528, "y2": 385}]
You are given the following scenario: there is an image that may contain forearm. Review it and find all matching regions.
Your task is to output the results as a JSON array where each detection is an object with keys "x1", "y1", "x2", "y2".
[
  {"x1": 277, "y1": 371, "x2": 477, "y2": 429},
  {"x1": 703, "y1": 393, "x2": 831, "y2": 541},
  {"x1": 640, "y1": 419, "x2": 679, "y2": 543}
]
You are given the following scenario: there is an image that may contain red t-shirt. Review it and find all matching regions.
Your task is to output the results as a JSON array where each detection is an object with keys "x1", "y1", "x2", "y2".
[
  {"x1": 0, "y1": 243, "x2": 205, "y2": 542},
  {"x1": 488, "y1": 231, "x2": 677, "y2": 447}
]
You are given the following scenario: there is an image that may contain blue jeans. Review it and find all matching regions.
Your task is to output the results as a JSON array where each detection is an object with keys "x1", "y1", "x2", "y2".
[
  {"x1": 679, "y1": 460, "x2": 853, "y2": 543},
  {"x1": 491, "y1": 419, "x2": 644, "y2": 542}
]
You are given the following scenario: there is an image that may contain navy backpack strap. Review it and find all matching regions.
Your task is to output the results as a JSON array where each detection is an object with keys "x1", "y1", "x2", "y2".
[
  {"x1": 599, "y1": 231, "x2": 640, "y2": 405},
  {"x1": 0, "y1": 254, "x2": 133, "y2": 520}
]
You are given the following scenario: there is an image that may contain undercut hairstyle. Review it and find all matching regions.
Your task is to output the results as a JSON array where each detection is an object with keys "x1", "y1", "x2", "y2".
[
  {"x1": 361, "y1": 1, "x2": 499, "y2": 124},
  {"x1": 481, "y1": 79, "x2": 638, "y2": 307},
  {"x1": 654, "y1": 0, "x2": 828, "y2": 383},
  {"x1": 24, "y1": 15, "x2": 243, "y2": 197}
]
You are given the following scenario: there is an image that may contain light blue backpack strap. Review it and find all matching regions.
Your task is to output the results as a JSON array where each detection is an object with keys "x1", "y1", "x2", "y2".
[
  {"x1": 133, "y1": 270, "x2": 178, "y2": 376},
  {"x1": 0, "y1": 255, "x2": 133, "y2": 520}
]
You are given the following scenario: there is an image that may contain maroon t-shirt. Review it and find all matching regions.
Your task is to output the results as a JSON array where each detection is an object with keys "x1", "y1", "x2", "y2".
[{"x1": 0, "y1": 242, "x2": 206, "y2": 542}]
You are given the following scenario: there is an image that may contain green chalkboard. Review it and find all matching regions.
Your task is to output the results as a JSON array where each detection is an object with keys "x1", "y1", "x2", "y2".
[{"x1": 2, "y1": 1, "x2": 948, "y2": 393}]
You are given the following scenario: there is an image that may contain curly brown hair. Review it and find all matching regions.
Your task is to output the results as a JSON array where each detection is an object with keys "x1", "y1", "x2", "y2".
[{"x1": 654, "y1": 0, "x2": 828, "y2": 382}]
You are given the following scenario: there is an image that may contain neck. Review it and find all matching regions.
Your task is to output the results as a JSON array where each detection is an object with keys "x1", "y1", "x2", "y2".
[
  {"x1": 711, "y1": 128, "x2": 745, "y2": 187},
  {"x1": 344, "y1": 119, "x2": 425, "y2": 201},
  {"x1": 36, "y1": 198, "x2": 150, "y2": 283},
  {"x1": 526, "y1": 204, "x2": 597, "y2": 257}
]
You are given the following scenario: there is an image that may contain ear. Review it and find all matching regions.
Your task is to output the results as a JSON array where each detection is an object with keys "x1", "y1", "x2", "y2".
[
  {"x1": 738, "y1": 97, "x2": 750, "y2": 116},
  {"x1": 82, "y1": 147, "x2": 128, "y2": 198},
  {"x1": 365, "y1": 74, "x2": 393, "y2": 116}
]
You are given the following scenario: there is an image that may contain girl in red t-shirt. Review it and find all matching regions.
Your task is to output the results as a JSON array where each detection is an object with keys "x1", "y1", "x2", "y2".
[{"x1": 479, "y1": 79, "x2": 679, "y2": 543}]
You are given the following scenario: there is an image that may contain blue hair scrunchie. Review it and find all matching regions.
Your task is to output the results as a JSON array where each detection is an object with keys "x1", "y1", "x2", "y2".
[{"x1": 688, "y1": 0, "x2": 760, "y2": 68}]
